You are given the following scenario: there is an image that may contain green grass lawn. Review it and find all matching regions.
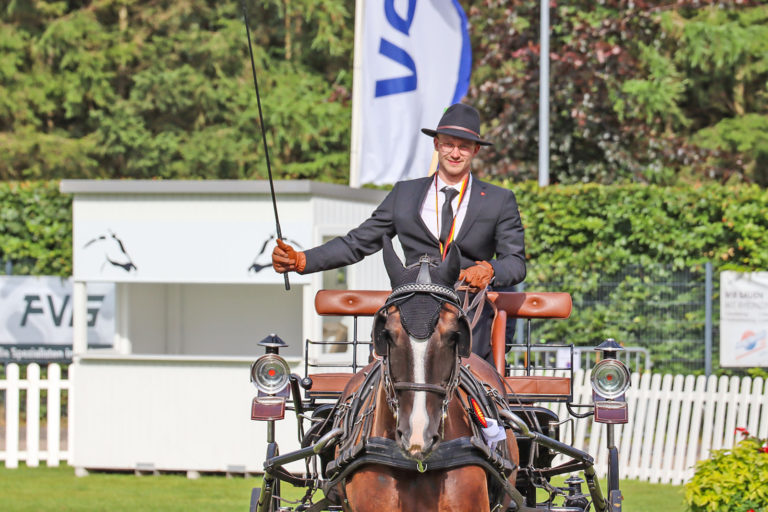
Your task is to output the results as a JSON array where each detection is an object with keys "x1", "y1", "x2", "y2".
[{"x1": 0, "y1": 464, "x2": 686, "y2": 511}]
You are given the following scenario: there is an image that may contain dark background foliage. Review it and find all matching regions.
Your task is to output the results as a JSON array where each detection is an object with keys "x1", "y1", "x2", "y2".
[
  {"x1": 0, "y1": 0, "x2": 355, "y2": 182},
  {"x1": 467, "y1": 0, "x2": 768, "y2": 186},
  {"x1": 1, "y1": 1, "x2": 766, "y2": 185}
]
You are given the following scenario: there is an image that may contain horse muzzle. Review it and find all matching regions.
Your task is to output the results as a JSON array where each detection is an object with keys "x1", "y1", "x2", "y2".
[
  {"x1": 395, "y1": 404, "x2": 442, "y2": 462},
  {"x1": 396, "y1": 427, "x2": 440, "y2": 461}
]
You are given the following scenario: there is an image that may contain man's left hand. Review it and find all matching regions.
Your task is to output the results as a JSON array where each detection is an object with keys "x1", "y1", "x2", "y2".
[{"x1": 459, "y1": 261, "x2": 494, "y2": 289}]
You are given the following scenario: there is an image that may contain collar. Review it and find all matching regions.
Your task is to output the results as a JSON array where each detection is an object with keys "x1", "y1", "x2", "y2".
[{"x1": 435, "y1": 173, "x2": 473, "y2": 192}]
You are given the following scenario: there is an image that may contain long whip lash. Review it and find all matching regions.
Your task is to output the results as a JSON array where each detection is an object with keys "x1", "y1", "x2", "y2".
[{"x1": 241, "y1": 0, "x2": 290, "y2": 291}]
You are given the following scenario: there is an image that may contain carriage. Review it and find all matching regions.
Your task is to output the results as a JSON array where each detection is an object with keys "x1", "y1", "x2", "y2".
[{"x1": 247, "y1": 248, "x2": 629, "y2": 512}]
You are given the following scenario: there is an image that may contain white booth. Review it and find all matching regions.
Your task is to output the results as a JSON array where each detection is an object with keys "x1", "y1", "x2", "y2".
[{"x1": 61, "y1": 179, "x2": 390, "y2": 474}]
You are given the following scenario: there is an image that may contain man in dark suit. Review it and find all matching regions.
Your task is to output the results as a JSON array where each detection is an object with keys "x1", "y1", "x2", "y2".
[{"x1": 272, "y1": 103, "x2": 526, "y2": 362}]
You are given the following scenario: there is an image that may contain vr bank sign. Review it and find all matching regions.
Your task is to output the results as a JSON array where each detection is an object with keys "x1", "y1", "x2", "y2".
[
  {"x1": 720, "y1": 271, "x2": 768, "y2": 368},
  {"x1": 0, "y1": 276, "x2": 115, "y2": 363}
]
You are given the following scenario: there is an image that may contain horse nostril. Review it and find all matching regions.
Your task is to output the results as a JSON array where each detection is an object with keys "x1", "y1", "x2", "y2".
[{"x1": 396, "y1": 429, "x2": 404, "y2": 441}]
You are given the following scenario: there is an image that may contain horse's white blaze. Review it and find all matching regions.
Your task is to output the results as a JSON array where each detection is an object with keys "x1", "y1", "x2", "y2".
[{"x1": 408, "y1": 336, "x2": 430, "y2": 448}]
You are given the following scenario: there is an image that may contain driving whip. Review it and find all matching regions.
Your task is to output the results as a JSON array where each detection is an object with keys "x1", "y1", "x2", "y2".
[{"x1": 241, "y1": 1, "x2": 290, "y2": 291}]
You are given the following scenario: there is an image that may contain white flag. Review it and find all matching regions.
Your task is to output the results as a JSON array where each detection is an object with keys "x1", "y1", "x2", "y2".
[{"x1": 354, "y1": 0, "x2": 471, "y2": 185}]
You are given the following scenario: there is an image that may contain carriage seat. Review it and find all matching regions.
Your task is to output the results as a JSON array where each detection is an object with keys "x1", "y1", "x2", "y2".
[
  {"x1": 305, "y1": 291, "x2": 390, "y2": 400},
  {"x1": 307, "y1": 290, "x2": 572, "y2": 402},
  {"x1": 487, "y1": 291, "x2": 573, "y2": 402}
]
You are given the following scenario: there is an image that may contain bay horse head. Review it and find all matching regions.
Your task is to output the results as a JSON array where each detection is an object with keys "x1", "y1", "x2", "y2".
[{"x1": 372, "y1": 238, "x2": 471, "y2": 461}]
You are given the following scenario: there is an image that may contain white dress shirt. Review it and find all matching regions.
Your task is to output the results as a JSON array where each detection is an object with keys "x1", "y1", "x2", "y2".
[{"x1": 419, "y1": 174, "x2": 473, "y2": 243}]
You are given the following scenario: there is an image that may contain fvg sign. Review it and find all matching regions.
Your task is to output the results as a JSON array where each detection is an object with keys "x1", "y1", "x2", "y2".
[{"x1": 0, "y1": 276, "x2": 115, "y2": 362}]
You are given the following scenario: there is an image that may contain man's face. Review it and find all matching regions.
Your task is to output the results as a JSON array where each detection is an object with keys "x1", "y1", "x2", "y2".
[{"x1": 434, "y1": 135, "x2": 480, "y2": 183}]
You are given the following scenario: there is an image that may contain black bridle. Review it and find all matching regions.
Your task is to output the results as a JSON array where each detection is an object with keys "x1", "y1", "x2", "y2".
[{"x1": 377, "y1": 281, "x2": 466, "y2": 423}]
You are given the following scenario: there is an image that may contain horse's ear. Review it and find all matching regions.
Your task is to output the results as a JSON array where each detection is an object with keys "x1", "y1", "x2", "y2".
[
  {"x1": 456, "y1": 315, "x2": 472, "y2": 358},
  {"x1": 435, "y1": 243, "x2": 462, "y2": 286},
  {"x1": 382, "y1": 236, "x2": 407, "y2": 288},
  {"x1": 372, "y1": 308, "x2": 389, "y2": 357}
]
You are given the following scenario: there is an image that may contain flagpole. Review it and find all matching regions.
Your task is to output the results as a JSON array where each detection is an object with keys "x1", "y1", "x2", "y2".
[
  {"x1": 538, "y1": 0, "x2": 550, "y2": 187},
  {"x1": 349, "y1": 0, "x2": 365, "y2": 188},
  {"x1": 427, "y1": 150, "x2": 439, "y2": 176}
]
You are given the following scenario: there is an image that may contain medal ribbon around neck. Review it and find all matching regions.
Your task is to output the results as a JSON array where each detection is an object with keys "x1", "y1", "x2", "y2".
[{"x1": 434, "y1": 173, "x2": 469, "y2": 260}]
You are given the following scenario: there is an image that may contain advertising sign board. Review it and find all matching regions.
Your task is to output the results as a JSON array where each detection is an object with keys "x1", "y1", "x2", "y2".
[
  {"x1": 720, "y1": 271, "x2": 768, "y2": 368},
  {"x1": 0, "y1": 276, "x2": 115, "y2": 363}
]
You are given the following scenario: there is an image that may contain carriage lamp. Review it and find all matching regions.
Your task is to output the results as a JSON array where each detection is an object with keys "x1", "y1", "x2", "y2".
[
  {"x1": 251, "y1": 354, "x2": 291, "y2": 395},
  {"x1": 250, "y1": 334, "x2": 290, "y2": 421},
  {"x1": 591, "y1": 338, "x2": 630, "y2": 424}
]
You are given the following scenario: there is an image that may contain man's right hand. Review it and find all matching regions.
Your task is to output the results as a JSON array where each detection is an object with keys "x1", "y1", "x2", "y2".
[{"x1": 272, "y1": 239, "x2": 306, "y2": 273}]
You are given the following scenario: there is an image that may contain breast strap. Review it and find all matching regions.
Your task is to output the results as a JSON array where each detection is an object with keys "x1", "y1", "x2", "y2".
[
  {"x1": 324, "y1": 436, "x2": 519, "y2": 502},
  {"x1": 327, "y1": 361, "x2": 523, "y2": 509}
]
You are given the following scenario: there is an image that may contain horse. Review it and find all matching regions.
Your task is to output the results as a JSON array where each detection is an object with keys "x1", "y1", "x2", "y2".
[{"x1": 328, "y1": 239, "x2": 520, "y2": 512}]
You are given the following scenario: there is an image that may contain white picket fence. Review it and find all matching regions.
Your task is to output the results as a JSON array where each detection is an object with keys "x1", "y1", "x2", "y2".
[
  {"x1": 0, "y1": 363, "x2": 70, "y2": 468},
  {"x1": 550, "y1": 370, "x2": 768, "y2": 484},
  {"x1": 1, "y1": 363, "x2": 766, "y2": 485}
]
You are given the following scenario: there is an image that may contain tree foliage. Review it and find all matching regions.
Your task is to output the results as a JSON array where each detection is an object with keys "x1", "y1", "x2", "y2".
[
  {"x1": 466, "y1": 0, "x2": 768, "y2": 186},
  {"x1": 1, "y1": 1, "x2": 767, "y2": 186},
  {"x1": 0, "y1": 0, "x2": 354, "y2": 182}
]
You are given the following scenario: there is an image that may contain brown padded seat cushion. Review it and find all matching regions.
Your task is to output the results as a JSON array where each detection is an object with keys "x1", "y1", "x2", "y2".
[
  {"x1": 315, "y1": 290, "x2": 390, "y2": 316},
  {"x1": 504, "y1": 376, "x2": 571, "y2": 397},
  {"x1": 486, "y1": 291, "x2": 572, "y2": 319},
  {"x1": 307, "y1": 373, "x2": 572, "y2": 401},
  {"x1": 315, "y1": 290, "x2": 572, "y2": 319},
  {"x1": 307, "y1": 372, "x2": 571, "y2": 395},
  {"x1": 306, "y1": 373, "x2": 355, "y2": 394}
]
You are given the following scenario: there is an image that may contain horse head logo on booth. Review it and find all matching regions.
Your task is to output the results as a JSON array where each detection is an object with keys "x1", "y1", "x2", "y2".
[
  {"x1": 373, "y1": 237, "x2": 471, "y2": 461},
  {"x1": 83, "y1": 231, "x2": 137, "y2": 273}
]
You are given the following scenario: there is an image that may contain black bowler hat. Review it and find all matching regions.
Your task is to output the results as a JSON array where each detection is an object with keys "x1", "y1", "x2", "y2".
[{"x1": 421, "y1": 103, "x2": 492, "y2": 146}]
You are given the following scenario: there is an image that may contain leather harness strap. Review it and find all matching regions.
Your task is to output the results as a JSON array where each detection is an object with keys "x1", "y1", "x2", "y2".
[
  {"x1": 392, "y1": 381, "x2": 448, "y2": 396},
  {"x1": 325, "y1": 436, "x2": 522, "y2": 505},
  {"x1": 326, "y1": 361, "x2": 524, "y2": 510}
]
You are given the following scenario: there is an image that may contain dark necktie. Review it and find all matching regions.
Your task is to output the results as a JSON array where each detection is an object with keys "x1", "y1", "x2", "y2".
[{"x1": 439, "y1": 187, "x2": 460, "y2": 246}]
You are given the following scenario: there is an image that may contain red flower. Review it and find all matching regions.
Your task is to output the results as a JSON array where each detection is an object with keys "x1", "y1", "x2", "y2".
[
  {"x1": 761, "y1": 444, "x2": 768, "y2": 454},
  {"x1": 735, "y1": 427, "x2": 749, "y2": 437}
]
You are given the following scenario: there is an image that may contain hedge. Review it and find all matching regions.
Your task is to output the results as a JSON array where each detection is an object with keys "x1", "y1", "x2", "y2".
[
  {"x1": 505, "y1": 181, "x2": 768, "y2": 372},
  {"x1": 2, "y1": 180, "x2": 766, "y2": 373},
  {"x1": 0, "y1": 181, "x2": 71, "y2": 276}
]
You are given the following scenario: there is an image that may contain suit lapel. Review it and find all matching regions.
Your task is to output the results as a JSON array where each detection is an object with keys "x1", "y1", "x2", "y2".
[
  {"x1": 455, "y1": 177, "x2": 486, "y2": 243},
  {"x1": 411, "y1": 177, "x2": 439, "y2": 243}
]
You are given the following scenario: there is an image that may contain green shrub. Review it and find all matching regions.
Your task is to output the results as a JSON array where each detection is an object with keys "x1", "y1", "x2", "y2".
[
  {"x1": 0, "y1": 181, "x2": 72, "y2": 276},
  {"x1": 684, "y1": 430, "x2": 768, "y2": 512}
]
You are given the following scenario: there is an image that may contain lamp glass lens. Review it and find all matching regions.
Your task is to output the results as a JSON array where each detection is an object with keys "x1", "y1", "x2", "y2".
[
  {"x1": 591, "y1": 359, "x2": 630, "y2": 399},
  {"x1": 251, "y1": 354, "x2": 290, "y2": 394}
]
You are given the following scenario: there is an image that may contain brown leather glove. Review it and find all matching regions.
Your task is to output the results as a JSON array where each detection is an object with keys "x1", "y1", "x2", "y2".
[
  {"x1": 459, "y1": 261, "x2": 494, "y2": 289},
  {"x1": 272, "y1": 239, "x2": 306, "y2": 273}
]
